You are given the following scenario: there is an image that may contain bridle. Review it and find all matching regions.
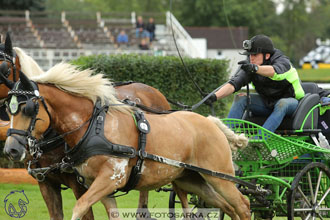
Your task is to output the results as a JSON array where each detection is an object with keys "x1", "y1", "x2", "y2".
[
  {"x1": 6, "y1": 80, "x2": 52, "y2": 159},
  {"x1": 5, "y1": 77, "x2": 94, "y2": 182},
  {"x1": 6, "y1": 78, "x2": 94, "y2": 161},
  {"x1": 0, "y1": 49, "x2": 18, "y2": 120}
]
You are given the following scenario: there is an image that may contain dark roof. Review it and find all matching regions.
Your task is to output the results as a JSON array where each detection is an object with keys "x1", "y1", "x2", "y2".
[{"x1": 185, "y1": 26, "x2": 248, "y2": 49}]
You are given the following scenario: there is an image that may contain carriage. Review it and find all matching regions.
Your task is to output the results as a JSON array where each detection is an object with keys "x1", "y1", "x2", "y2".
[{"x1": 169, "y1": 82, "x2": 330, "y2": 219}]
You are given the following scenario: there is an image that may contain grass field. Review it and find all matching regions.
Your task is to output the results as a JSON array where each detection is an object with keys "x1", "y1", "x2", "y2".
[
  {"x1": 0, "y1": 183, "x2": 293, "y2": 220},
  {"x1": 298, "y1": 68, "x2": 330, "y2": 82},
  {"x1": 0, "y1": 183, "x2": 172, "y2": 220}
]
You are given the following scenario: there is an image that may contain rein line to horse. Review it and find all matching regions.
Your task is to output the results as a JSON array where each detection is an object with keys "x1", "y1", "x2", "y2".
[{"x1": 169, "y1": 0, "x2": 213, "y2": 106}]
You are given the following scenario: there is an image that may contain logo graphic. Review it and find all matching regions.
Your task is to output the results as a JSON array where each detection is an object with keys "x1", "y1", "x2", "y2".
[{"x1": 4, "y1": 190, "x2": 29, "y2": 218}]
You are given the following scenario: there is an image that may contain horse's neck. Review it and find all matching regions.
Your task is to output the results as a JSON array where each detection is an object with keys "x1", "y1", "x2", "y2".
[{"x1": 39, "y1": 84, "x2": 94, "y2": 146}]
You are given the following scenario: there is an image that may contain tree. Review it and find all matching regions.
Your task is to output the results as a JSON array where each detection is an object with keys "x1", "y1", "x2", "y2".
[
  {"x1": 45, "y1": 0, "x2": 169, "y2": 13},
  {"x1": 0, "y1": 0, "x2": 45, "y2": 11},
  {"x1": 173, "y1": 0, "x2": 277, "y2": 36},
  {"x1": 276, "y1": 0, "x2": 330, "y2": 65}
]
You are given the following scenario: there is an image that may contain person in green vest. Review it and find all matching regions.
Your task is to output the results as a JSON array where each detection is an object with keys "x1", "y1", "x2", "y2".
[{"x1": 206, "y1": 34, "x2": 305, "y2": 133}]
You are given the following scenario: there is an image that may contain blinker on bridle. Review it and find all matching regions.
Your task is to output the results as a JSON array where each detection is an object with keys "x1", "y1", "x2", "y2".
[{"x1": 7, "y1": 84, "x2": 40, "y2": 116}]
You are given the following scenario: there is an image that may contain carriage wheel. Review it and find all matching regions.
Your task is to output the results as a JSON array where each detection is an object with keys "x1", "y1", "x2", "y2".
[
  {"x1": 168, "y1": 191, "x2": 224, "y2": 220},
  {"x1": 287, "y1": 162, "x2": 330, "y2": 220}
]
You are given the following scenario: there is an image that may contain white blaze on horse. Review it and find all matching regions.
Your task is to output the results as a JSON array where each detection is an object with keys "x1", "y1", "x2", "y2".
[{"x1": 3, "y1": 63, "x2": 250, "y2": 220}]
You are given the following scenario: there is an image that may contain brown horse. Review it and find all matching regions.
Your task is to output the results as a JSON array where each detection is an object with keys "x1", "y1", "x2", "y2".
[
  {"x1": 4, "y1": 63, "x2": 250, "y2": 220},
  {"x1": 0, "y1": 34, "x2": 171, "y2": 220}
]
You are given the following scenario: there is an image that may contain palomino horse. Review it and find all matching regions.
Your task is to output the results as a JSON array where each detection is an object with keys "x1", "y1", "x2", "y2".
[
  {"x1": 3, "y1": 63, "x2": 250, "y2": 220},
  {"x1": 0, "y1": 33, "x2": 171, "y2": 219}
]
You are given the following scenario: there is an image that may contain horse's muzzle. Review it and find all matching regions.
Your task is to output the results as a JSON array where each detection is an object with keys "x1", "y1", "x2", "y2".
[{"x1": 4, "y1": 136, "x2": 27, "y2": 161}]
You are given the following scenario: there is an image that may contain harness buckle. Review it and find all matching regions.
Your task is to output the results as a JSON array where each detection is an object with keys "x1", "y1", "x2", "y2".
[
  {"x1": 28, "y1": 138, "x2": 37, "y2": 155},
  {"x1": 35, "y1": 173, "x2": 46, "y2": 182},
  {"x1": 28, "y1": 137, "x2": 42, "y2": 158},
  {"x1": 138, "y1": 150, "x2": 147, "y2": 159},
  {"x1": 97, "y1": 115, "x2": 103, "y2": 122},
  {"x1": 28, "y1": 137, "x2": 36, "y2": 148}
]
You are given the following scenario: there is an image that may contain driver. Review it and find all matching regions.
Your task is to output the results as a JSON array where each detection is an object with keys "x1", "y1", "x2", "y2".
[{"x1": 206, "y1": 34, "x2": 305, "y2": 133}]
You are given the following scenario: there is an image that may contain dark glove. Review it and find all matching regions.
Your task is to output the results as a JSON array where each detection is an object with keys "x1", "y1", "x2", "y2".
[
  {"x1": 238, "y1": 60, "x2": 258, "y2": 73},
  {"x1": 204, "y1": 93, "x2": 217, "y2": 105}
]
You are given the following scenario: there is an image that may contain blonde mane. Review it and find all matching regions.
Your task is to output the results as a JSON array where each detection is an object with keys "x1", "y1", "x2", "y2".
[
  {"x1": 30, "y1": 62, "x2": 131, "y2": 114},
  {"x1": 14, "y1": 47, "x2": 44, "y2": 77}
]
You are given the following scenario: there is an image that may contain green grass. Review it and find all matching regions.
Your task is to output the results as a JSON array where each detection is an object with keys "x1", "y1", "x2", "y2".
[
  {"x1": 0, "y1": 183, "x2": 171, "y2": 220},
  {"x1": 297, "y1": 68, "x2": 330, "y2": 82},
  {"x1": 0, "y1": 183, "x2": 291, "y2": 220}
]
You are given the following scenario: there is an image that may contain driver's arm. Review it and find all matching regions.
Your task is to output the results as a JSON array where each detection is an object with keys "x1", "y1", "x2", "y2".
[
  {"x1": 214, "y1": 83, "x2": 235, "y2": 100},
  {"x1": 256, "y1": 65, "x2": 275, "y2": 77}
]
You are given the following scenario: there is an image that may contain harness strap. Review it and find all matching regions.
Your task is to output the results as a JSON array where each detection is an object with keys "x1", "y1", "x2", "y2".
[
  {"x1": 65, "y1": 99, "x2": 137, "y2": 166},
  {"x1": 120, "y1": 110, "x2": 150, "y2": 192},
  {"x1": 35, "y1": 128, "x2": 65, "y2": 153},
  {"x1": 7, "y1": 128, "x2": 28, "y2": 137},
  {"x1": 122, "y1": 98, "x2": 173, "y2": 114},
  {"x1": 112, "y1": 80, "x2": 135, "y2": 87},
  {"x1": 143, "y1": 152, "x2": 266, "y2": 193}
]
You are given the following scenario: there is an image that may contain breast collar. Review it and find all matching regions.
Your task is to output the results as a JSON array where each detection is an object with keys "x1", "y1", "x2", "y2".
[
  {"x1": 64, "y1": 98, "x2": 151, "y2": 193},
  {"x1": 65, "y1": 99, "x2": 137, "y2": 165}
]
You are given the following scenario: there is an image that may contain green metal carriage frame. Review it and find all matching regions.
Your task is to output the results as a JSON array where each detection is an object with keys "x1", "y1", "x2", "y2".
[
  {"x1": 168, "y1": 102, "x2": 330, "y2": 219},
  {"x1": 221, "y1": 102, "x2": 330, "y2": 219}
]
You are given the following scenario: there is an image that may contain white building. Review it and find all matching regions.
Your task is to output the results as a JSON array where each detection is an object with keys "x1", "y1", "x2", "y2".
[{"x1": 185, "y1": 27, "x2": 248, "y2": 76}]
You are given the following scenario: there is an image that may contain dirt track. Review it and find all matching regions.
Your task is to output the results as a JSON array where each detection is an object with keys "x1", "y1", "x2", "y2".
[{"x1": 0, "y1": 168, "x2": 37, "y2": 185}]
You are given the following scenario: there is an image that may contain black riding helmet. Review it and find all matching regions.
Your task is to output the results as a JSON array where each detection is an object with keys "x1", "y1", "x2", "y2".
[{"x1": 241, "y1": 35, "x2": 274, "y2": 55}]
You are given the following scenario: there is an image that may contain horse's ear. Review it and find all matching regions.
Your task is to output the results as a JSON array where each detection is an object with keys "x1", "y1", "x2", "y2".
[
  {"x1": 19, "y1": 70, "x2": 34, "y2": 91},
  {"x1": 0, "y1": 62, "x2": 14, "y2": 89},
  {"x1": 4, "y1": 32, "x2": 13, "y2": 57}
]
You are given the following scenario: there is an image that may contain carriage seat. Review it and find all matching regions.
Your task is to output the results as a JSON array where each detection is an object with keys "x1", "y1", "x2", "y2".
[{"x1": 243, "y1": 82, "x2": 320, "y2": 132}]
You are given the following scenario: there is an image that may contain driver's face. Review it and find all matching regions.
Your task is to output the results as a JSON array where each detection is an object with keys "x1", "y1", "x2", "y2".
[{"x1": 249, "y1": 53, "x2": 263, "y2": 65}]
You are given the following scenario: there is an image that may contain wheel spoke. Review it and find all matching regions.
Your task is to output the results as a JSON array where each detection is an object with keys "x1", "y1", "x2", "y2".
[
  {"x1": 295, "y1": 208, "x2": 313, "y2": 211},
  {"x1": 316, "y1": 212, "x2": 325, "y2": 220},
  {"x1": 307, "y1": 171, "x2": 315, "y2": 204},
  {"x1": 317, "y1": 186, "x2": 330, "y2": 206},
  {"x1": 314, "y1": 170, "x2": 323, "y2": 204},
  {"x1": 303, "y1": 213, "x2": 311, "y2": 220},
  {"x1": 298, "y1": 186, "x2": 313, "y2": 207},
  {"x1": 317, "y1": 208, "x2": 330, "y2": 211},
  {"x1": 289, "y1": 163, "x2": 330, "y2": 220},
  {"x1": 190, "y1": 205, "x2": 198, "y2": 212}
]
